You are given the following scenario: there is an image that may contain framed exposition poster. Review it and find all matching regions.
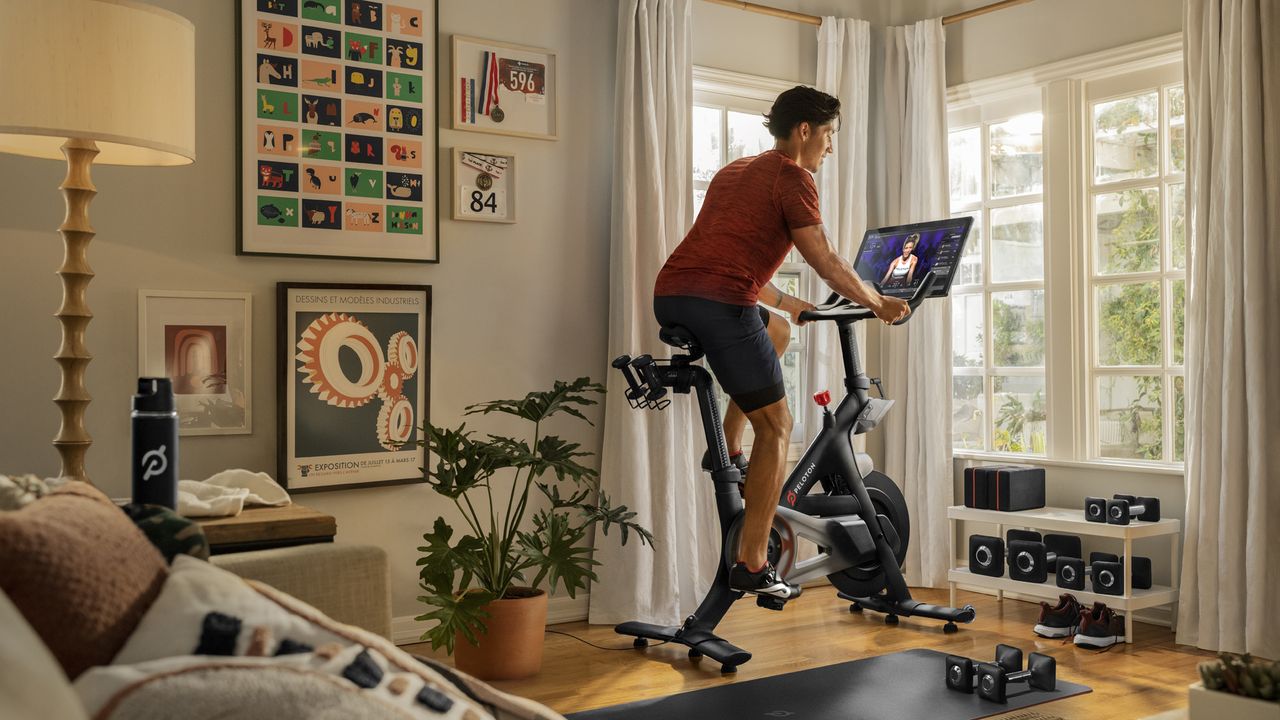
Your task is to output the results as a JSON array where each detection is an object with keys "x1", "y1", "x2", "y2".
[
  {"x1": 452, "y1": 35, "x2": 557, "y2": 140},
  {"x1": 452, "y1": 148, "x2": 516, "y2": 223},
  {"x1": 278, "y1": 282, "x2": 430, "y2": 492},
  {"x1": 237, "y1": 0, "x2": 439, "y2": 262}
]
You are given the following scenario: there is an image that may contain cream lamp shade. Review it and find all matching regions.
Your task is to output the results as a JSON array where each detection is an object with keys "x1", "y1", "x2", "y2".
[{"x1": 0, "y1": 0, "x2": 196, "y2": 165}]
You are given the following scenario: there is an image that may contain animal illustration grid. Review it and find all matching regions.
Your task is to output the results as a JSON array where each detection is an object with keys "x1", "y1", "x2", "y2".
[{"x1": 251, "y1": 0, "x2": 428, "y2": 239}]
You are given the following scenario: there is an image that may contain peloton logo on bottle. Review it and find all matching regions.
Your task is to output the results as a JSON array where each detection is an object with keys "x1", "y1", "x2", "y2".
[{"x1": 140, "y1": 445, "x2": 168, "y2": 482}]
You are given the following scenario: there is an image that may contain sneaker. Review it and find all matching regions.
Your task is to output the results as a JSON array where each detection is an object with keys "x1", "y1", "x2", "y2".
[
  {"x1": 701, "y1": 449, "x2": 749, "y2": 476},
  {"x1": 1074, "y1": 602, "x2": 1126, "y2": 648},
  {"x1": 1034, "y1": 593, "x2": 1083, "y2": 638},
  {"x1": 728, "y1": 561, "x2": 801, "y2": 600}
]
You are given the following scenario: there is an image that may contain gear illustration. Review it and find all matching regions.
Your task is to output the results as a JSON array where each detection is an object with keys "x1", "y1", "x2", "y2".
[
  {"x1": 379, "y1": 364, "x2": 405, "y2": 402},
  {"x1": 376, "y1": 395, "x2": 415, "y2": 450},
  {"x1": 386, "y1": 330, "x2": 419, "y2": 378},
  {"x1": 296, "y1": 313, "x2": 386, "y2": 408}
]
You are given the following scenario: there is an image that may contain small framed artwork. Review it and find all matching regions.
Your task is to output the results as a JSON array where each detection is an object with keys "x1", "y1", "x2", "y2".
[
  {"x1": 452, "y1": 35, "x2": 557, "y2": 140},
  {"x1": 236, "y1": 0, "x2": 440, "y2": 263},
  {"x1": 278, "y1": 282, "x2": 430, "y2": 492},
  {"x1": 138, "y1": 291, "x2": 253, "y2": 436},
  {"x1": 453, "y1": 148, "x2": 516, "y2": 223}
]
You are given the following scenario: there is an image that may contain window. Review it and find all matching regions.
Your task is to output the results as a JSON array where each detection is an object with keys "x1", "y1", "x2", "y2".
[
  {"x1": 1087, "y1": 84, "x2": 1186, "y2": 462},
  {"x1": 948, "y1": 107, "x2": 1047, "y2": 455},
  {"x1": 946, "y1": 41, "x2": 1185, "y2": 469},
  {"x1": 693, "y1": 67, "x2": 810, "y2": 442}
]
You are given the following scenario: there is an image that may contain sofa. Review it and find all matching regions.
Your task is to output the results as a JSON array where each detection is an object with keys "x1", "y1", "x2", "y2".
[{"x1": 0, "y1": 481, "x2": 564, "y2": 720}]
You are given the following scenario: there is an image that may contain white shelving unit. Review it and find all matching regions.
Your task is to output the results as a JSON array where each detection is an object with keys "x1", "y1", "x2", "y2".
[{"x1": 947, "y1": 505, "x2": 1182, "y2": 643}]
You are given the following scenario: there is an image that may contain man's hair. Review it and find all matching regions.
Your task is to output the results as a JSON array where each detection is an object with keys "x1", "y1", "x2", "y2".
[{"x1": 763, "y1": 86, "x2": 841, "y2": 140}]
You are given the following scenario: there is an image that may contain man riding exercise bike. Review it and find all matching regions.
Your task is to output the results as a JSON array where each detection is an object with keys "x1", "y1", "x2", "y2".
[{"x1": 653, "y1": 86, "x2": 909, "y2": 600}]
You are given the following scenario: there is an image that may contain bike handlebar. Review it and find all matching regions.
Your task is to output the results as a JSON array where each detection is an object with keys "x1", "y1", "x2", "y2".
[{"x1": 797, "y1": 271, "x2": 938, "y2": 325}]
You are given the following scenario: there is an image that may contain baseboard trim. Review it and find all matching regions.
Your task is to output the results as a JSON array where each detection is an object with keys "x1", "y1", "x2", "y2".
[{"x1": 392, "y1": 592, "x2": 591, "y2": 646}]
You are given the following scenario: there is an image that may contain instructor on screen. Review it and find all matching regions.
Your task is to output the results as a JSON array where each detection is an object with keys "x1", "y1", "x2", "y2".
[{"x1": 880, "y1": 233, "x2": 920, "y2": 289}]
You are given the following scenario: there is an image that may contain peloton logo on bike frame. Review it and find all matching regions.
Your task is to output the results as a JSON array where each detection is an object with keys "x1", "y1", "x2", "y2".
[{"x1": 787, "y1": 463, "x2": 819, "y2": 505}]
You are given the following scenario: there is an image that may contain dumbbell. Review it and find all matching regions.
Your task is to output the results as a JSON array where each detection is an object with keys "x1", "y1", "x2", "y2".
[
  {"x1": 1085, "y1": 495, "x2": 1160, "y2": 524},
  {"x1": 1107, "y1": 495, "x2": 1160, "y2": 525},
  {"x1": 1007, "y1": 533, "x2": 1082, "y2": 583},
  {"x1": 969, "y1": 535, "x2": 1005, "y2": 578},
  {"x1": 945, "y1": 644, "x2": 1024, "y2": 694},
  {"x1": 1091, "y1": 554, "x2": 1153, "y2": 595},
  {"x1": 976, "y1": 652, "x2": 1057, "y2": 702}
]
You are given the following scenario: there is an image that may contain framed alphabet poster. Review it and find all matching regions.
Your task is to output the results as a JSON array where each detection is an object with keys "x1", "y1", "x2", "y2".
[
  {"x1": 452, "y1": 35, "x2": 558, "y2": 140},
  {"x1": 453, "y1": 148, "x2": 516, "y2": 223},
  {"x1": 278, "y1": 282, "x2": 430, "y2": 492},
  {"x1": 237, "y1": 0, "x2": 439, "y2": 263}
]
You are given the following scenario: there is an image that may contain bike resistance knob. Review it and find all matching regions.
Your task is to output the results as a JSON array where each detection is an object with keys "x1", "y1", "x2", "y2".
[{"x1": 813, "y1": 390, "x2": 832, "y2": 407}]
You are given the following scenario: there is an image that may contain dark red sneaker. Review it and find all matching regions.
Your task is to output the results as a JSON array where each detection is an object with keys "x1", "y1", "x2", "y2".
[
  {"x1": 1034, "y1": 593, "x2": 1082, "y2": 638},
  {"x1": 1075, "y1": 602, "x2": 1125, "y2": 648}
]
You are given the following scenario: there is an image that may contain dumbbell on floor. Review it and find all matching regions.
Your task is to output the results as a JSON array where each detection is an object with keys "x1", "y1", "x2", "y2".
[
  {"x1": 976, "y1": 653, "x2": 1057, "y2": 702},
  {"x1": 1084, "y1": 495, "x2": 1161, "y2": 524},
  {"x1": 945, "y1": 644, "x2": 1024, "y2": 694}
]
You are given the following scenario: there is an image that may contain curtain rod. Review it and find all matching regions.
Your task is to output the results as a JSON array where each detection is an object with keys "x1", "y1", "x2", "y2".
[{"x1": 701, "y1": 0, "x2": 1035, "y2": 27}]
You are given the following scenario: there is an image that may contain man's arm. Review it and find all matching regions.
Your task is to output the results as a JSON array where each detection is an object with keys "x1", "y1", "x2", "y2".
[
  {"x1": 760, "y1": 281, "x2": 817, "y2": 326},
  {"x1": 790, "y1": 224, "x2": 910, "y2": 324}
]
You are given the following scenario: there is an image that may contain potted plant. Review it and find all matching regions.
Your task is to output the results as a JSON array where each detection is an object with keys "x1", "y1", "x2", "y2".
[
  {"x1": 414, "y1": 377, "x2": 653, "y2": 680},
  {"x1": 1189, "y1": 653, "x2": 1280, "y2": 720}
]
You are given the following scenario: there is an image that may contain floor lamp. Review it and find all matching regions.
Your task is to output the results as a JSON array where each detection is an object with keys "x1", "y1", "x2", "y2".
[{"x1": 0, "y1": 0, "x2": 195, "y2": 483}]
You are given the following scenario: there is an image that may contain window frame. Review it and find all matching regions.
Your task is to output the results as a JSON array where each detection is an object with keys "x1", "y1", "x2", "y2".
[
  {"x1": 945, "y1": 34, "x2": 1186, "y2": 473},
  {"x1": 1083, "y1": 66, "x2": 1187, "y2": 465}
]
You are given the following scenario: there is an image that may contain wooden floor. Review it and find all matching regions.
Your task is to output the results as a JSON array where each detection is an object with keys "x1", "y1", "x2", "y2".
[{"x1": 404, "y1": 587, "x2": 1213, "y2": 719}]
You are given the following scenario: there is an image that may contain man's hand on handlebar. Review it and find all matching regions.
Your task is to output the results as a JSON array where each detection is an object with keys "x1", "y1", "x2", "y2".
[
  {"x1": 785, "y1": 298, "x2": 818, "y2": 326},
  {"x1": 874, "y1": 295, "x2": 911, "y2": 325}
]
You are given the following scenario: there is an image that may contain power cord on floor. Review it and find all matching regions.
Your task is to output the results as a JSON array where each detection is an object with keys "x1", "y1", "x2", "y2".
[{"x1": 545, "y1": 628, "x2": 670, "y2": 652}]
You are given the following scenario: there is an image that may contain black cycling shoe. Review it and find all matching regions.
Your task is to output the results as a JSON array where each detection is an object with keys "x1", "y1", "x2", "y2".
[
  {"x1": 729, "y1": 562, "x2": 802, "y2": 600},
  {"x1": 701, "y1": 449, "x2": 749, "y2": 475}
]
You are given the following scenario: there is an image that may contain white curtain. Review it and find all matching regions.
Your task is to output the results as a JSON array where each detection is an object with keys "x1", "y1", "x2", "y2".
[
  {"x1": 590, "y1": 0, "x2": 715, "y2": 626},
  {"x1": 1177, "y1": 0, "x2": 1280, "y2": 658},
  {"x1": 876, "y1": 19, "x2": 952, "y2": 589},
  {"x1": 810, "y1": 17, "x2": 871, "y2": 444}
]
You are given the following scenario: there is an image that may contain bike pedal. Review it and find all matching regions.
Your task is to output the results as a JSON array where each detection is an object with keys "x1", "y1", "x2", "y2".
[{"x1": 756, "y1": 595, "x2": 788, "y2": 611}]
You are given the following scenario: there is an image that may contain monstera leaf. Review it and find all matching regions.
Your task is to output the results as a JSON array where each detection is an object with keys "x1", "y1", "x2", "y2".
[
  {"x1": 414, "y1": 586, "x2": 494, "y2": 654},
  {"x1": 517, "y1": 510, "x2": 598, "y2": 599},
  {"x1": 465, "y1": 377, "x2": 604, "y2": 425},
  {"x1": 415, "y1": 517, "x2": 486, "y2": 593}
]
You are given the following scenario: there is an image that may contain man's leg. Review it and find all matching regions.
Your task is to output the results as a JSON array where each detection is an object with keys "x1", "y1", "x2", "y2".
[
  {"x1": 735, "y1": 396, "x2": 792, "y2": 569},
  {"x1": 722, "y1": 313, "x2": 791, "y2": 456}
]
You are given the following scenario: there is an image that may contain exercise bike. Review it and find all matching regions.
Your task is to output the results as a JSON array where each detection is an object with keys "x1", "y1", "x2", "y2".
[{"x1": 612, "y1": 271, "x2": 975, "y2": 673}]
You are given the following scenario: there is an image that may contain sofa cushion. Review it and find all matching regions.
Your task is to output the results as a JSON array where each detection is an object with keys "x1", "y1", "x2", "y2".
[
  {"x1": 0, "y1": 482, "x2": 167, "y2": 679},
  {"x1": 0, "y1": 588, "x2": 89, "y2": 720}
]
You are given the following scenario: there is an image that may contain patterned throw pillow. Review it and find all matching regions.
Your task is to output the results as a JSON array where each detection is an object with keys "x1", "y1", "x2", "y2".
[
  {"x1": 121, "y1": 504, "x2": 211, "y2": 563},
  {"x1": 0, "y1": 482, "x2": 168, "y2": 679}
]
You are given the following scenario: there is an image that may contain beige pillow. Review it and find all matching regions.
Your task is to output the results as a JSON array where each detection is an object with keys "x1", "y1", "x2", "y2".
[
  {"x1": 0, "y1": 588, "x2": 89, "y2": 720},
  {"x1": 0, "y1": 482, "x2": 167, "y2": 679}
]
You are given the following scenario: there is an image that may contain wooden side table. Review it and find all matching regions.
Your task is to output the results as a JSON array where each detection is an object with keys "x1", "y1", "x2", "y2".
[{"x1": 197, "y1": 504, "x2": 336, "y2": 555}]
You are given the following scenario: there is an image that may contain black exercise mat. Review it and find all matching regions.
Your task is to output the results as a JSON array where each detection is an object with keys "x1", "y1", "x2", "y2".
[{"x1": 566, "y1": 648, "x2": 1090, "y2": 720}]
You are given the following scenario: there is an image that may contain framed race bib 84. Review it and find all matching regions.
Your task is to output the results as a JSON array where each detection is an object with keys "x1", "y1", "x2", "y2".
[
  {"x1": 452, "y1": 35, "x2": 557, "y2": 141},
  {"x1": 237, "y1": 0, "x2": 439, "y2": 262}
]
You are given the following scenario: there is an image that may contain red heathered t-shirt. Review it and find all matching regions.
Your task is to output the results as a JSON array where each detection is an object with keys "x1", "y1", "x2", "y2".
[{"x1": 654, "y1": 150, "x2": 823, "y2": 306}]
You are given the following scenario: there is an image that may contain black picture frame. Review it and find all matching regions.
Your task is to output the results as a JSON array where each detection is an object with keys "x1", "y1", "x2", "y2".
[{"x1": 277, "y1": 282, "x2": 431, "y2": 492}]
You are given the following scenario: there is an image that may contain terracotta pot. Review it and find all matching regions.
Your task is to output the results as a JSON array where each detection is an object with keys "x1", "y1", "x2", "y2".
[{"x1": 453, "y1": 587, "x2": 548, "y2": 680}]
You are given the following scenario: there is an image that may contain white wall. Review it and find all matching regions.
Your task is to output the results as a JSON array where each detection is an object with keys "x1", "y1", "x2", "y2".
[
  {"x1": 893, "y1": 0, "x2": 1184, "y2": 86},
  {"x1": 0, "y1": 0, "x2": 616, "y2": 623}
]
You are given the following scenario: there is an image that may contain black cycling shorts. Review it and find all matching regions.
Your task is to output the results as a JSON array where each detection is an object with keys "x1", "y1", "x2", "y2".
[{"x1": 653, "y1": 295, "x2": 784, "y2": 414}]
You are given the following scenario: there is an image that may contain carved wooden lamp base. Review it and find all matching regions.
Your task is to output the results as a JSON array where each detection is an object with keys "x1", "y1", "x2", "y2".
[{"x1": 53, "y1": 139, "x2": 99, "y2": 484}]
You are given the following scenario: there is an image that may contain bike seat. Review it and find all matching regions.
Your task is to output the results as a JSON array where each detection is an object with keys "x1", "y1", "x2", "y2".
[{"x1": 659, "y1": 325, "x2": 701, "y2": 352}]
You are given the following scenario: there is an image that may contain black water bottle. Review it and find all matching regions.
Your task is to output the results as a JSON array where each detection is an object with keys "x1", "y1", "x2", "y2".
[{"x1": 132, "y1": 378, "x2": 178, "y2": 509}]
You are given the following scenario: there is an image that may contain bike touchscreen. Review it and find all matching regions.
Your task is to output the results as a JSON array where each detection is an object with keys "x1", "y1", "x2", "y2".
[{"x1": 852, "y1": 216, "x2": 974, "y2": 299}]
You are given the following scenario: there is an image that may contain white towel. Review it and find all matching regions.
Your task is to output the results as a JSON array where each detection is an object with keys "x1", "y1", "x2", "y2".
[{"x1": 177, "y1": 469, "x2": 291, "y2": 518}]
